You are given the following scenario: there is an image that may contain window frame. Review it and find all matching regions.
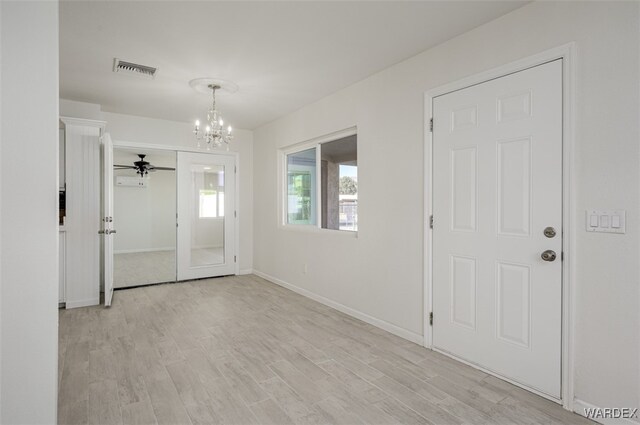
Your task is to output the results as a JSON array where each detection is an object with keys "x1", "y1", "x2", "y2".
[{"x1": 279, "y1": 126, "x2": 357, "y2": 236}]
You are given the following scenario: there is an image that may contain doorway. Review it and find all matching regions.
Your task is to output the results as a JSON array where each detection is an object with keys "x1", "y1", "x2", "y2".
[{"x1": 429, "y1": 59, "x2": 564, "y2": 399}]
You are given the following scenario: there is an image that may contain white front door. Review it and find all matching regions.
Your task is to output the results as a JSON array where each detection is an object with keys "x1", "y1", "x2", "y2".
[
  {"x1": 101, "y1": 132, "x2": 115, "y2": 307},
  {"x1": 432, "y1": 60, "x2": 562, "y2": 398},
  {"x1": 177, "y1": 152, "x2": 237, "y2": 280}
]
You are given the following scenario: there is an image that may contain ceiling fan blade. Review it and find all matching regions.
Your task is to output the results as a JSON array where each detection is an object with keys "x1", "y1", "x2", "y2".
[
  {"x1": 114, "y1": 165, "x2": 136, "y2": 169},
  {"x1": 151, "y1": 167, "x2": 176, "y2": 171}
]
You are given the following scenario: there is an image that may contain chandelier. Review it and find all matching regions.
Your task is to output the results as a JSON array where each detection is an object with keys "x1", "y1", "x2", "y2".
[{"x1": 193, "y1": 83, "x2": 233, "y2": 150}]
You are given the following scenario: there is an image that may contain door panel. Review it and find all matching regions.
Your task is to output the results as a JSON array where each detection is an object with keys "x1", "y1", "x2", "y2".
[
  {"x1": 432, "y1": 60, "x2": 562, "y2": 398},
  {"x1": 177, "y1": 152, "x2": 236, "y2": 280},
  {"x1": 450, "y1": 147, "x2": 477, "y2": 232}
]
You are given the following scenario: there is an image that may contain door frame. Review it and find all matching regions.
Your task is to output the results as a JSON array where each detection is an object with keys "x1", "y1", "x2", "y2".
[
  {"x1": 423, "y1": 43, "x2": 576, "y2": 409},
  {"x1": 110, "y1": 140, "x2": 240, "y2": 277}
]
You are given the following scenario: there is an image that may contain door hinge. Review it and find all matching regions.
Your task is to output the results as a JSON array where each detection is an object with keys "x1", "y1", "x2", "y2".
[
  {"x1": 234, "y1": 165, "x2": 237, "y2": 174},
  {"x1": 234, "y1": 210, "x2": 237, "y2": 218},
  {"x1": 234, "y1": 255, "x2": 237, "y2": 263},
  {"x1": 429, "y1": 312, "x2": 434, "y2": 326},
  {"x1": 429, "y1": 215, "x2": 434, "y2": 229},
  {"x1": 429, "y1": 118, "x2": 433, "y2": 132}
]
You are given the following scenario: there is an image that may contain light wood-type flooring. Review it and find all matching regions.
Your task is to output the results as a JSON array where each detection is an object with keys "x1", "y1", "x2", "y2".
[{"x1": 58, "y1": 274, "x2": 592, "y2": 425}]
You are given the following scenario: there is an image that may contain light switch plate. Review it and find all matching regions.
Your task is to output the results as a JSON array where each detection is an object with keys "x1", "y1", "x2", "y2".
[{"x1": 586, "y1": 210, "x2": 626, "y2": 234}]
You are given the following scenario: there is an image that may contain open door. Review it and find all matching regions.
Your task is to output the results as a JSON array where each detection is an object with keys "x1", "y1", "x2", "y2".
[
  {"x1": 177, "y1": 152, "x2": 236, "y2": 280},
  {"x1": 101, "y1": 132, "x2": 115, "y2": 306}
]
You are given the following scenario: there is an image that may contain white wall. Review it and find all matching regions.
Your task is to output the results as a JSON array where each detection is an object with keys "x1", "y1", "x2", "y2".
[
  {"x1": 252, "y1": 1, "x2": 639, "y2": 416},
  {"x1": 59, "y1": 103, "x2": 255, "y2": 273},
  {"x1": 0, "y1": 1, "x2": 59, "y2": 423},
  {"x1": 60, "y1": 98, "x2": 103, "y2": 121}
]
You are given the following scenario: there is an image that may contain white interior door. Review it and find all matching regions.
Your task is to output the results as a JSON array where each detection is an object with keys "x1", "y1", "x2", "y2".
[
  {"x1": 177, "y1": 152, "x2": 236, "y2": 280},
  {"x1": 432, "y1": 60, "x2": 562, "y2": 398},
  {"x1": 101, "y1": 132, "x2": 114, "y2": 307}
]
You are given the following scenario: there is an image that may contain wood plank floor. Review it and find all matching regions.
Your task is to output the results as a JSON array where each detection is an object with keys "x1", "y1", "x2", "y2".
[{"x1": 59, "y1": 274, "x2": 592, "y2": 425}]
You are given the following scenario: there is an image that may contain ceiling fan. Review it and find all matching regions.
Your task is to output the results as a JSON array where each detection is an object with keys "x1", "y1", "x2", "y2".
[{"x1": 114, "y1": 154, "x2": 175, "y2": 177}]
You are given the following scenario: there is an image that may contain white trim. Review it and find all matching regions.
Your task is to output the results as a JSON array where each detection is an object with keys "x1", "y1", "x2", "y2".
[
  {"x1": 65, "y1": 298, "x2": 100, "y2": 309},
  {"x1": 191, "y1": 244, "x2": 224, "y2": 250},
  {"x1": 281, "y1": 126, "x2": 357, "y2": 155},
  {"x1": 112, "y1": 140, "x2": 240, "y2": 159},
  {"x1": 254, "y1": 270, "x2": 424, "y2": 345},
  {"x1": 423, "y1": 43, "x2": 576, "y2": 408},
  {"x1": 572, "y1": 399, "x2": 639, "y2": 425},
  {"x1": 114, "y1": 247, "x2": 175, "y2": 254},
  {"x1": 238, "y1": 269, "x2": 253, "y2": 275},
  {"x1": 316, "y1": 141, "x2": 322, "y2": 230},
  {"x1": 560, "y1": 44, "x2": 577, "y2": 412},
  {"x1": 60, "y1": 116, "x2": 106, "y2": 131},
  {"x1": 234, "y1": 152, "x2": 240, "y2": 276}
]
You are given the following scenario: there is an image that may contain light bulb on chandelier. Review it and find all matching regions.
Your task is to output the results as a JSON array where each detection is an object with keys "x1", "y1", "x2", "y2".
[{"x1": 191, "y1": 79, "x2": 237, "y2": 150}]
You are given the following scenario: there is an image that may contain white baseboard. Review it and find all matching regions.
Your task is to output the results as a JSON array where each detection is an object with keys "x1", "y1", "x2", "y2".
[
  {"x1": 239, "y1": 269, "x2": 253, "y2": 275},
  {"x1": 114, "y1": 247, "x2": 175, "y2": 254},
  {"x1": 573, "y1": 399, "x2": 640, "y2": 425},
  {"x1": 65, "y1": 298, "x2": 100, "y2": 309},
  {"x1": 253, "y1": 270, "x2": 424, "y2": 345}
]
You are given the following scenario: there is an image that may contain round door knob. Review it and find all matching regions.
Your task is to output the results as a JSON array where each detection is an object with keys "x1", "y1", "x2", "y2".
[{"x1": 541, "y1": 250, "x2": 556, "y2": 262}]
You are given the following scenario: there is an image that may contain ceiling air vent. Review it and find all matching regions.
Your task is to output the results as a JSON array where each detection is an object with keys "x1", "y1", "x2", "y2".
[{"x1": 113, "y1": 58, "x2": 157, "y2": 79}]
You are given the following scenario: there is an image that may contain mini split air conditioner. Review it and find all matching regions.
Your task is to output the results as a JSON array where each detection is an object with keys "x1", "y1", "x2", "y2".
[{"x1": 115, "y1": 176, "x2": 148, "y2": 188}]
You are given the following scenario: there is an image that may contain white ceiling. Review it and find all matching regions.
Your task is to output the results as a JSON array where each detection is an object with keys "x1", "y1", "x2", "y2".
[{"x1": 60, "y1": 1, "x2": 528, "y2": 130}]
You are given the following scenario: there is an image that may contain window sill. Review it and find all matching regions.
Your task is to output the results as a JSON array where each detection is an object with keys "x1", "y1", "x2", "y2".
[{"x1": 279, "y1": 224, "x2": 358, "y2": 238}]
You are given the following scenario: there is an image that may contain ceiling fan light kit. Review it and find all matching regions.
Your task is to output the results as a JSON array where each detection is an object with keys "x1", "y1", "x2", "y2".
[{"x1": 190, "y1": 78, "x2": 237, "y2": 150}]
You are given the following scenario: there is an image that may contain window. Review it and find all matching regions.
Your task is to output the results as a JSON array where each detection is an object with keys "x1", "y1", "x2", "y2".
[
  {"x1": 199, "y1": 189, "x2": 224, "y2": 218},
  {"x1": 321, "y1": 135, "x2": 357, "y2": 231},
  {"x1": 287, "y1": 148, "x2": 317, "y2": 225},
  {"x1": 284, "y1": 130, "x2": 357, "y2": 232},
  {"x1": 197, "y1": 169, "x2": 224, "y2": 218},
  {"x1": 199, "y1": 190, "x2": 218, "y2": 218},
  {"x1": 337, "y1": 164, "x2": 358, "y2": 231}
]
